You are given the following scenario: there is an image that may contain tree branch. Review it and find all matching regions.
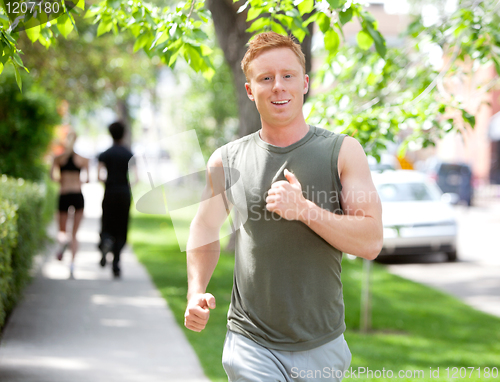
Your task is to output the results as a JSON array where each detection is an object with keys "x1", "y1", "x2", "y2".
[{"x1": 187, "y1": 0, "x2": 196, "y2": 19}]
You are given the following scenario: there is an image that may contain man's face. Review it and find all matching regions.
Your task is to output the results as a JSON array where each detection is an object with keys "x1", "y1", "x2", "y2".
[{"x1": 245, "y1": 47, "x2": 309, "y2": 128}]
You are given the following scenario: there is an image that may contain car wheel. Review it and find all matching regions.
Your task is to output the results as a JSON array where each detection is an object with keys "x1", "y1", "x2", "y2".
[{"x1": 446, "y1": 250, "x2": 457, "y2": 262}]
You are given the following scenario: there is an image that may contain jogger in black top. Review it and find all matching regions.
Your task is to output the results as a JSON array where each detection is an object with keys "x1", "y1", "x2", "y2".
[{"x1": 97, "y1": 121, "x2": 134, "y2": 278}]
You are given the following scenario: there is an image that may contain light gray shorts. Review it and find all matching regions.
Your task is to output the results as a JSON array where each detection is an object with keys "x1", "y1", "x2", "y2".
[{"x1": 222, "y1": 330, "x2": 352, "y2": 382}]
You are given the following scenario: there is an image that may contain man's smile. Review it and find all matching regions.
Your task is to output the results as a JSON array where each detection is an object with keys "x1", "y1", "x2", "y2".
[{"x1": 271, "y1": 100, "x2": 291, "y2": 105}]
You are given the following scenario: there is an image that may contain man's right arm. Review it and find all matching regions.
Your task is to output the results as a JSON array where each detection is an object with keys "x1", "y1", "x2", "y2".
[{"x1": 184, "y1": 148, "x2": 230, "y2": 332}]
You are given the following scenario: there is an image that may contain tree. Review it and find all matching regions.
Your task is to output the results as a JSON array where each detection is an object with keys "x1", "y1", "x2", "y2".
[
  {"x1": 0, "y1": 68, "x2": 60, "y2": 181},
  {"x1": 1, "y1": 0, "x2": 500, "y2": 156},
  {"x1": 175, "y1": 47, "x2": 240, "y2": 160},
  {"x1": 0, "y1": 0, "x2": 386, "y2": 137},
  {"x1": 16, "y1": 20, "x2": 158, "y2": 114},
  {"x1": 15, "y1": 14, "x2": 160, "y2": 141}
]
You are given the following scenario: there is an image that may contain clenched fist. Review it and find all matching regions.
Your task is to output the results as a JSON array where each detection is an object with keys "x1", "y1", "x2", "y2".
[
  {"x1": 266, "y1": 169, "x2": 308, "y2": 221},
  {"x1": 184, "y1": 293, "x2": 216, "y2": 332}
]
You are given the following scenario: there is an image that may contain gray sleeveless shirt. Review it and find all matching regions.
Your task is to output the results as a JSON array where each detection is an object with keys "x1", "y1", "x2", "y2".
[{"x1": 221, "y1": 125, "x2": 346, "y2": 351}]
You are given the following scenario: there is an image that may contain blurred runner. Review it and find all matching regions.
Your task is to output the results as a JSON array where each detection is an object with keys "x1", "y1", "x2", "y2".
[
  {"x1": 50, "y1": 131, "x2": 89, "y2": 278},
  {"x1": 97, "y1": 121, "x2": 134, "y2": 278}
]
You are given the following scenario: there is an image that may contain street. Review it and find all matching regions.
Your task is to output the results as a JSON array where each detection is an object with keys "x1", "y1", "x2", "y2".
[{"x1": 381, "y1": 200, "x2": 500, "y2": 318}]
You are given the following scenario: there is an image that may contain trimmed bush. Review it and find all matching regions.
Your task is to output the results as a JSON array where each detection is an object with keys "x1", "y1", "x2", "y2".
[
  {"x1": 0, "y1": 198, "x2": 17, "y2": 329},
  {"x1": 0, "y1": 174, "x2": 56, "y2": 330},
  {"x1": 0, "y1": 69, "x2": 60, "y2": 182}
]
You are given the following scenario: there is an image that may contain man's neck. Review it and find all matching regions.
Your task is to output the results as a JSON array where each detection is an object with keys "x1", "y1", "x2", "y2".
[{"x1": 259, "y1": 120, "x2": 310, "y2": 147}]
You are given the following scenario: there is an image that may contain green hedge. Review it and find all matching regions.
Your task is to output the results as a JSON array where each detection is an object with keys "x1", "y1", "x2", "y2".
[
  {"x1": 0, "y1": 70, "x2": 60, "y2": 182},
  {"x1": 0, "y1": 198, "x2": 17, "y2": 329},
  {"x1": 0, "y1": 174, "x2": 56, "y2": 330}
]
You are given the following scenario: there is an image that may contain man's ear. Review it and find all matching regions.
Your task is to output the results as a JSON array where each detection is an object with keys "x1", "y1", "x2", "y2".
[
  {"x1": 304, "y1": 74, "x2": 309, "y2": 95},
  {"x1": 245, "y1": 83, "x2": 254, "y2": 101}
]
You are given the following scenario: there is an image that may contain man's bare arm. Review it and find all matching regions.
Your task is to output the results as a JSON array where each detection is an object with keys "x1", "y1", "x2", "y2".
[
  {"x1": 266, "y1": 137, "x2": 383, "y2": 260},
  {"x1": 184, "y1": 148, "x2": 231, "y2": 332}
]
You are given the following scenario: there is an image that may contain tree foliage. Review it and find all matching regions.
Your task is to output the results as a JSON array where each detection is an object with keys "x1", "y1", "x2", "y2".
[
  {"x1": 1, "y1": 0, "x2": 500, "y2": 157},
  {"x1": 173, "y1": 48, "x2": 239, "y2": 160},
  {"x1": 1, "y1": 1, "x2": 386, "y2": 87},
  {"x1": 0, "y1": 69, "x2": 60, "y2": 181},
  {"x1": 16, "y1": 16, "x2": 158, "y2": 116}
]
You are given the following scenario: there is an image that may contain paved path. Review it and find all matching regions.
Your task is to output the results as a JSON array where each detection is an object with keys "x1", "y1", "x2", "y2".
[
  {"x1": 0, "y1": 183, "x2": 210, "y2": 382},
  {"x1": 384, "y1": 201, "x2": 500, "y2": 318}
]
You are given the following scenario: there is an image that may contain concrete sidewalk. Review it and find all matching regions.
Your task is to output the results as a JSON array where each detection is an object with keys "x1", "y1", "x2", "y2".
[{"x1": 0, "y1": 183, "x2": 210, "y2": 382}]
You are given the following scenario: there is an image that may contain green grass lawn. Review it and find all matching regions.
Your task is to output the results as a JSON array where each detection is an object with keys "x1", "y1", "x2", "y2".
[{"x1": 129, "y1": 212, "x2": 500, "y2": 382}]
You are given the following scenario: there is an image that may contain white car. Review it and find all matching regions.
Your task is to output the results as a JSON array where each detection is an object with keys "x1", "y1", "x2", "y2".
[{"x1": 372, "y1": 170, "x2": 458, "y2": 261}]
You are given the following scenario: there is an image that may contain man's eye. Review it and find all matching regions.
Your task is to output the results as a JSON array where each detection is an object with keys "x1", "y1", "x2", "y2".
[
  {"x1": 263, "y1": 77, "x2": 271, "y2": 81},
  {"x1": 284, "y1": 74, "x2": 292, "y2": 78}
]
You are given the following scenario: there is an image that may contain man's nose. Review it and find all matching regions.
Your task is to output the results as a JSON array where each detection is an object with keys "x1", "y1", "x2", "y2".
[{"x1": 272, "y1": 77, "x2": 286, "y2": 92}]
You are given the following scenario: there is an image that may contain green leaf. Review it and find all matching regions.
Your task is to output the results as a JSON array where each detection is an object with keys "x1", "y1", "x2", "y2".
[
  {"x1": 365, "y1": 23, "x2": 386, "y2": 58},
  {"x1": 0, "y1": 61, "x2": 3, "y2": 75},
  {"x1": 339, "y1": 8, "x2": 353, "y2": 25},
  {"x1": 202, "y1": 67, "x2": 215, "y2": 81},
  {"x1": 270, "y1": 21, "x2": 288, "y2": 36},
  {"x1": 293, "y1": 27, "x2": 306, "y2": 43},
  {"x1": 317, "y1": 12, "x2": 331, "y2": 33},
  {"x1": 133, "y1": 32, "x2": 153, "y2": 52},
  {"x1": 129, "y1": 23, "x2": 141, "y2": 38},
  {"x1": 13, "y1": 62, "x2": 22, "y2": 91},
  {"x1": 298, "y1": 0, "x2": 314, "y2": 15},
  {"x1": 462, "y1": 109, "x2": 476, "y2": 128},
  {"x1": 247, "y1": 6, "x2": 264, "y2": 22},
  {"x1": 97, "y1": 18, "x2": 113, "y2": 36},
  {"x1": 151, "y1": 30, "x2": 169, "y2": 49},
  {"x1": 25, "y1": 24, "x2": 41, "y2": 43},
  {"x1": 13, "y1": 53, "x2": 23, "y2": 67},
  {"x1": 57, "y1": 14, "x2": 74, "y2": 39},
  {"x1": 324, "y1": 29, "x2": 340, "y2": 55},
  {"x1": 356, "y1": 30, "x2": 373, "y2": 50},
  {"x1": 39, "y1": 28, "x2": 53, "y2": 48},
  {"x1": 2, "y1": 31, "x2": 16, "y2": 44},
  {"x1": 492, "y1": 56, "x2": 500, "y2": 77},
  {"x1": 303, "y1": 12, "x2": 319, "y2": 27},
  {"x1": 246, "y1": 17, "x2": 269, "y2": 33},
  {"x1": 407, "y1": 17, "x2": 423, "y2": 38},
  {"x1": 275, "y1": 14, "x2": 293, "y2": 30},
  {"x1": 76, "y1": 0, "x2": 85, "y2": 10},
  {"x1": 327, "y1": 0, "x2": 346, "y2": 9},
  {"x1": 85, "y1": 6, "x2": 101, "y2": 19},
  {"x1": 366, "y1": 72, "x2": 377, "y2": 86},
  {"x1": 184, "y1": 44, "x2": 202, "y2": 72},
  {"x1": 200, "y1": 44, "x2": 213, "y2": 57}
]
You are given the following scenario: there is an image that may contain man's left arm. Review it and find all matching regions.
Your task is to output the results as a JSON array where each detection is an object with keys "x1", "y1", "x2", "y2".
[{"x1": 265, "y1": 136, "x2": 383, "y2": 260}]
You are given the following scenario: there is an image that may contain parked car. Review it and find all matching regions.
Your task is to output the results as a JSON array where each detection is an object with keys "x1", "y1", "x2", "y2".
[
  {"x1": 427, "y1": 161, "x2": 473, "y2": 206},
  {"x1": 372, "y1": 170, "x2": 458, "y2": 261}
]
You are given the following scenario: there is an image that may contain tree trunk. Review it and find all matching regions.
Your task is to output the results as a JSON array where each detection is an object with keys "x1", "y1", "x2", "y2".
[{"x1": 208, "y1": 0, "x2": 260, "y2": 138}]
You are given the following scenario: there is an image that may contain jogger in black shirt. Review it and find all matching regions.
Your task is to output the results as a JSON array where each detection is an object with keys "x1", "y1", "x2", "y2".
[{"x1": 98, "y1": 121, "x2": 133, "y2": 277}]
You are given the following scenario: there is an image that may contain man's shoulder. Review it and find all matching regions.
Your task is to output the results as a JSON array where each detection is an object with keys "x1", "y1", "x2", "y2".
[
  {"x1": 219, "y1": 132, "x2": 258, "y2": 161},
  {"x1": 222, "y1": 132, "x2": 256, "y2": 149},
  {"x1": 311, "y1": 125, "x2": 344, "y2": 140}
]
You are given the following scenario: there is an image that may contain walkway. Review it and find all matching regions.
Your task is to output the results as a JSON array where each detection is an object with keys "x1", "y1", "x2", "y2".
[{"x1": 0, "y1": 183, "x2": 210, "y2": 382}]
